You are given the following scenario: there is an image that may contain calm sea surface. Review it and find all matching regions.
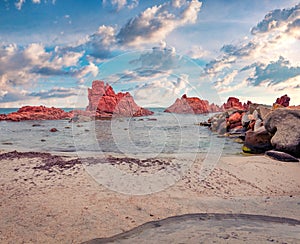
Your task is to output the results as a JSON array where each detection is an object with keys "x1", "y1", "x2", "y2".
[{"x1": 0, "y1": 108, "x2": 242, "y2": 155}]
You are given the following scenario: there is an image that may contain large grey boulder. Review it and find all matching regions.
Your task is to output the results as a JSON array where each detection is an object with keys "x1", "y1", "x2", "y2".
[
  {"x1": 264, "y1": 109, "x2": 300, "y2": 157},
  {"x1": 243, "y1": 126, "x2": 273, "y2": 154}
]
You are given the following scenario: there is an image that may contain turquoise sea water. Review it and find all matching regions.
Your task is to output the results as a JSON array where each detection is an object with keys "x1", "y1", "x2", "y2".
[{"x1": 0, "y1": 108, "x2": 242, "y2": 155}]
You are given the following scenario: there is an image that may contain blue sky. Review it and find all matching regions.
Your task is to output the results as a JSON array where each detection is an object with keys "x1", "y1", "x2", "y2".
[{"x1": 0, "y1": 0, "x2": 300, "y2": 107}]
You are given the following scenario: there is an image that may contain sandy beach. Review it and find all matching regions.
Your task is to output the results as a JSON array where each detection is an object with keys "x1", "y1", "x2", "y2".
[{"x1": 1, "y1": 150, "x2": 300, "y2": 243}]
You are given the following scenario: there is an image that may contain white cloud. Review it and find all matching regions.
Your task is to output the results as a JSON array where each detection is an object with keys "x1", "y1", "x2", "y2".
[
  {"x1": 116, "y1": 0, "x2": 202, "y2": 46},
  {"x1": 186, "y1": 45, "x2": 210, "y2": 59},
  {"x1": 203, "y1": 2, "x2": 300, "y2": 99},
  {"x1": 15, "y1": 0, "x2": 48, "y2": 10},
  {"x1": 102, "y1": 0, "x2": 139, "y2": 11},
  {"x1": 215, "y1": 70, "x2": 238, "y2": 88},
  {"x1": 15, "y1": 0, "x2": 25, "y2": 10},
  {"x1": 0, "y1": 43, "x2": 90, "y2": 104},
  {"x1": 76, "y1": 62, "x2": 99, "y2": 83},
  {"x1": 133, "y1": 74, "x2": 190, "y2": 107},
  {"x1": 172, "y1": 0, "x2": 187, "y2": 8}
]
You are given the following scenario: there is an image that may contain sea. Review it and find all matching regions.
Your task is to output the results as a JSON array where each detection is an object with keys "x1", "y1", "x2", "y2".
[{"x1": 0, "y1": 108, "x2": 242, "y2": 156}]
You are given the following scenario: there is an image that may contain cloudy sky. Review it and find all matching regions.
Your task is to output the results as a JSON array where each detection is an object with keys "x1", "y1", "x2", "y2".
[{"x1": 0, "y1": 0, "x2": 300, "y2": 108}]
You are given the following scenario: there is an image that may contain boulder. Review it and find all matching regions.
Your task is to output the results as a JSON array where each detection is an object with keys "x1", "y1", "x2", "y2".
[
  {"x1": 228, "y1": 111, "x2": 242, "y2": 124},
  {"x1": 275, "y1": 94, "x2": 290, "y2": 107},
  {"x1": 50, "y1": 128, "x2": 58, "y2": 132},
  {"x1": 223, "y1": 97, "x2": 250, "y2": 111},
  {"x1": 265, "y1": 150, "x2": 299, "y2": 162},
  {"x1": 0, "y1": 106, "x2": 73, "y2": 121},
  {"x1": 86, "y1": 80, "x2": 153, "y2": 117},
  {"x1": 209, "y1": 112, "x2": 228, "y2": 133},
  {"x1": 164, "y1": 94, "x2": 223, "y2": 114},
  {"x1": 264, "y1": 109, "x2": 300, "y2": 157},
  {"x1": 243, "y1": 126, "x2": 273, "y2": 154}
]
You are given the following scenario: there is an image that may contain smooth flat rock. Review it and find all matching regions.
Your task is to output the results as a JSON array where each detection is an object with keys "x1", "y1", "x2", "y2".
[
  {"x1": 265, "y1": 150, "x2": 299, "y2": 162},
  {"x1": 84, "y1": 213, "x2": 300, "y2": 244}
]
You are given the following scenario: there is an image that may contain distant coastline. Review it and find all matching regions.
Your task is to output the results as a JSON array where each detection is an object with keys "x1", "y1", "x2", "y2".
[{"x1": 0, "y1": 108, "x2": 84, "y2": 115}]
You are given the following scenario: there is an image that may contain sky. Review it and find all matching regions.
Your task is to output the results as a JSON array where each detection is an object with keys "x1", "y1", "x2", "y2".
[{"x1": 0, "y1": 0, "x2": 300, "y2": 108}]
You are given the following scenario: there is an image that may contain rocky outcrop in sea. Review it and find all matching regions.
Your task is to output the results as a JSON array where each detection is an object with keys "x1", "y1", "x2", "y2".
[
  {"x1": 0, "y1": 106, "x2": 73, "y2": 122},
  {"x1": 0, "y1": 81, "x2": 154, "y2": 122},
  {"x1": 164, "y1": 94, "x2": 223, "y2": 114},
  {"x1": 86, "y1": 80, "x2": 153, "y2": 118}
]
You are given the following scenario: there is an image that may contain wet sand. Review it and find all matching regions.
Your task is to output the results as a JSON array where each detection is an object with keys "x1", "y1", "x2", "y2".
[{"x1": 0, "y1": 150, "x2": 300, "y2": 243}]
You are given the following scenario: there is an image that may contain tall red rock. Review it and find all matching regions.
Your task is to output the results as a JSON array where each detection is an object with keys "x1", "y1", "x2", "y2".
[
  {"x1": 164, "y1": 94, "x2": 222, "y2": 114},
  {"x1": 223, "y1": 97, "x2": 251, "y2": 111},
  {"x1": 0, "y1": 106, "x2": 72, "y2": 121},
  {"x1": 86, "y1": 80, "x2": 153, "y2": 117}
]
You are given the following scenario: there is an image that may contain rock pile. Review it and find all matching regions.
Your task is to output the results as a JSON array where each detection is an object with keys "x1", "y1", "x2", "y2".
[
  {"x1": 222, "y1": 97, "x2": 252, "y2": 111},
  {"x1": 202, "y1": 94, "x2": 300, "y2": 160},
  {"x1": 164, "y1": 94, "x2": 223, "y2": 114},
  {"x1": 0, "y1": 106, "x2": 73, "y2": 121}
]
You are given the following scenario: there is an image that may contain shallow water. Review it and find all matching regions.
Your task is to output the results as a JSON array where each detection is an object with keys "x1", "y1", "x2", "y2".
[{"x1": 0, "y1": 108, "x2": 242, "y2": 156}]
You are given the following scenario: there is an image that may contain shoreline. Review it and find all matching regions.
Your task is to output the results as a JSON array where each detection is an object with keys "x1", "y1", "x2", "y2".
[{"x1": 0, "y1": 150, "x2": 299, "y2": 243}]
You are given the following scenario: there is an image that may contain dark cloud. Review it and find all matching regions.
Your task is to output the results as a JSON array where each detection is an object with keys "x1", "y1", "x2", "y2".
[
  {"x1": 251, "y1": 3, "x2": 300, "y2": 35},
  {"x1": 30, "y1": 67, "x2": 70, "y2": 76},
  {"x1": 29, "y1": 87, "x2": 78, "y2": 99},
  {"x1": 131, "y1": 47, "x2": 179, "y2": 71},
  {"x1": 0, "y1": 92, "x2": 27, "y2": 103},
  {"x1": 247, "y1": 56, "x2": 300, "y2": 86},
  {"x1": 221, "y1": 42, "x2": 257, "y2": 57}
]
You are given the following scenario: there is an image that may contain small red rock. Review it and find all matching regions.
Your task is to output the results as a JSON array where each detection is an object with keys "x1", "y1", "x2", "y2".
[
  {"x1": 50, "y1": 128, "x2": 58, "y2": 132},
  {"x1": 275, "y1": 94, "x2": 290, "y2": 107}
]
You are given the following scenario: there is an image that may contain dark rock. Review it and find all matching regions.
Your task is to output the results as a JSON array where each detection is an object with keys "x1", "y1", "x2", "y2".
[
  {"x1": 199, "y1": 122, "x2": 211, "y2": 127},
  {"x1": 265, "y1": 150, "x2": 299, "y2": 162},
  {"x1": 264, "y1": 109, "x2": 300, "y2": 157},
  {"x1": 71, "y1": 114, "x2": 93, "y2": 123},
  {"x1": 2, "y1": 142, "x2": 13, "y2": 145},
  {"x1": 217, "y1": 121, "x2": 227, "y2": 135},
  {"x1": 243, "y1": 126, "x2": 273, "y2": 154},
  {"x1": 209, "y1": 112, "x2": 228, "y2": 132},
  {"x1": 275, "y1": 94, "x2": 290, "y2": 107},
  {"x1": 50, "y1": 128, "x2": 58, "y2": 132}
]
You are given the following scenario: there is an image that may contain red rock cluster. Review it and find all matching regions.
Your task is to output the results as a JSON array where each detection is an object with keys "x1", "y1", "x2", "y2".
[
  {"x1": 222, "y1": 97, "x2": 251, "y2": 111},
  {"x1": 275, "y1": 94, "x2": 290, "y2": 107},
  {"x1": 164, "y1": 94, "x2": 223, "y2": 114},
  {"x1": 86, "y1": 80, "x2": 153, "y2": 117},
  {"x1": 0, "y1": 106, "x2": 72, "y2": 122}
]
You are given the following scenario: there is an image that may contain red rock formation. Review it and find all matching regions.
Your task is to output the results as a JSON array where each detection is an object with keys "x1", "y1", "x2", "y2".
[
  {"x1": 86, "y1": 80, "x2": 153, "y2": 117},
  {"x1": 275, "y1": 94, "x2": 290, "y2": 107},
  {"x1": 0, "y1": 106, "x2": 72, "y2": 121},
  {"x1": 223, "y1": 97, "x2": 250, "y2": 111},
  {"x1": 164, "y1": 94, "x2": 222, "y2": 114}
]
